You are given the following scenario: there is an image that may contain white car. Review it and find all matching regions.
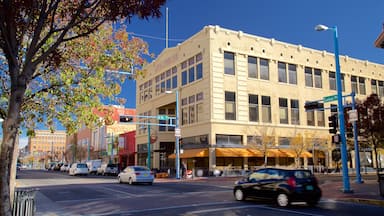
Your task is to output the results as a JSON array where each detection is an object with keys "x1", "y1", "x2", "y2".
[
  {"x1": 60, "y1": 164, "x2": 69, "y2": 172},
  {"x1": 97, "y1": 163, "x2": 119, "y2": 176},
  {"x1": 118, "y1": 166, "x2": 154, "y2": 185},
  {"x1": 69, "y1": 163, "x2": 88, "y2": 176}
]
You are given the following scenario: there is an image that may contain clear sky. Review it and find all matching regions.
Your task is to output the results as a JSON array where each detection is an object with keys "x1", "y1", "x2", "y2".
[
  {"x1": 19, "y1": 0, "x2": 384, "y2": 147},
  {"x1": 119, "y1": 0, "x2": 384, "y2": 108}
]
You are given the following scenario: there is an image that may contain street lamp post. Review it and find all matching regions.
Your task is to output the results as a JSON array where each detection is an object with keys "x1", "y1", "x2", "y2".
[
  {"x1": 315, "y1": 24, "x2": 352, "y2": 193},
  {"x1": 166, "y1": 90, "x2": 181, "y2": 179}
]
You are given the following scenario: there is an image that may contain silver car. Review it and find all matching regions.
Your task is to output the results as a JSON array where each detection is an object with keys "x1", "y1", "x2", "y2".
[{"x1": 118, "y1": 166, "x2": 154, "y2": 185}]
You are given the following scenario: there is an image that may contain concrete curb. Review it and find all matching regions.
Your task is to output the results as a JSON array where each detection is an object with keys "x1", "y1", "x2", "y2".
[{"x1": 343, "y1": 198, "x2": 384, "y2": 207}]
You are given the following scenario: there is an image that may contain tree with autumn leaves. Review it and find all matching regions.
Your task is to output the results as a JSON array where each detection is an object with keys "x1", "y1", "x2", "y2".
[
  {"x1": 355, "y1": 93, "x2": 384, "y2": 179},
  {"x1": 0, "y1": 1, "x2": 166, "y2": 215}
]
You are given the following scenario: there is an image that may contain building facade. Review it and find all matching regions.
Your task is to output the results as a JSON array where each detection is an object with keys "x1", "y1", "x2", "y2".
[
  {"x1": 28, "y1": 130, "x2": 67, "y2": 168},
  {"x1": 66, "y1": 105, "x2": 136, "y2": 163},
  {"x1": 136, "y1": 25, "x2": 384, "y2": 174}
]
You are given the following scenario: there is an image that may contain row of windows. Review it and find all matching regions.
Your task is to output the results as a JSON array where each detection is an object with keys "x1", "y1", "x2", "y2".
[
  {"x1": 181, "y1": 92, "x2": 204, "y2": 125},
  {"x1": 139, "y1": 53, "x2": 204, "y2": 104},
  {"x1": 224, "y1": 51, "x2": 384, "y2": 97},
  {"x1": 225, "y1": 91, "x2": 332, "y2": 127},
  {"x1": 217, "y1": 134, "x2": 325, "y2": 146}
]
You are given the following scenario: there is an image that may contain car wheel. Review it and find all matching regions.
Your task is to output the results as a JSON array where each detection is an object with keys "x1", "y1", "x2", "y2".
[
  {"x1": 128, "y1": 178, "x2": 133, "y2": 185},
  {"x1": 276, "y1": 193, "x2": 290, "y2": 207},
  {"x1": 234, "y1": 188, "x2": 245, "y2": 201}
]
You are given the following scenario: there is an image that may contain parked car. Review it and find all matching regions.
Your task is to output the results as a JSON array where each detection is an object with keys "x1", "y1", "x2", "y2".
[
  {"x1": 118, "y1": 166, "x2": 154, "y2": 185},
  {"x1": 86, "y1": 160, "x2": 102, "y2": 175},
  {"x1": 97, "y1": 163, "x2": 118, "y2": 176},
  {"x1": 233, "y1": 168, "x2": 322, "y2": 207},
  {"x1": 69, "y1": 163, "x2": 88, "y2": 176},
  {"x1": 60, "y1": 164, "x2": 69, "y2": 172},
  {"x1": 53, "y1": 162, "x2": 63, "y2": 171}
]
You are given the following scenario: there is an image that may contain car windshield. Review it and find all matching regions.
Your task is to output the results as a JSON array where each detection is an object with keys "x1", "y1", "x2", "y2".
[
  {"x1": 107, "y1": 164, "x2": 117, "y2": 168},
  {"x1": 77, "y1": 164, "x2": 87, "y2": 168},
  {"x1": 134, "y1": 166, "x2": 150, "y2": 171}
]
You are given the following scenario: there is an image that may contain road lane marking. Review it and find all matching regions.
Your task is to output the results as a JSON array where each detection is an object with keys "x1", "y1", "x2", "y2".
[{"x1": 186, "y1": 205, "x2": 327, "y2": 216}]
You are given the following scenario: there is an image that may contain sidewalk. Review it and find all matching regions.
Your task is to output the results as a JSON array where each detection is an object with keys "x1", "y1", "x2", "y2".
[{"x1": 320, "y1": 178, "x2": 384, "y2": 206}]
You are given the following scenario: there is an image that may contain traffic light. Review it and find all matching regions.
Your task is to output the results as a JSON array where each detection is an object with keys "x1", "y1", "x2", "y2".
[
  {"x1": 328, "y1": 114, "x2": 338, "y2": 134},
  {"x1": 119, "y1": 115, "x2": 133, "y2": 122},
  {"x1": 304, "y1": 101, "x2": 324, "y2": 111}
]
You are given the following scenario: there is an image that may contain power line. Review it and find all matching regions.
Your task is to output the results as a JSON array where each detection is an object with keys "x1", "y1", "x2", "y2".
[{"x1": 128, "y1": 32, "x2": 185, "y2": 42}]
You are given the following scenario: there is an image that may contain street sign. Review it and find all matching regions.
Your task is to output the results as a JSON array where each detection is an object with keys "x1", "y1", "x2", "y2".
[
  {"x1": 348, "y1": 110, "x2": 358, "y2": 122},
  {"x1": 157, "y1": 115, "x2": 169, "y2": 120},
  {"x1": 323, "y1": 94, "x2": 338, "y2": 102},
  {"x1": 175, "y1": 128, "x2": 181, "y2": 137}
]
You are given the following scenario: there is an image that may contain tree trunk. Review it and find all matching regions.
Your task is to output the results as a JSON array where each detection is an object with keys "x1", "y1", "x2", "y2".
[{"x1": 0, "y1": 73, "x2": 27, "y2": 216}]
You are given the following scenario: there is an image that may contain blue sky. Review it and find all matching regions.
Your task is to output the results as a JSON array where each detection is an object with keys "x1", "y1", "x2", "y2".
[
  {"x1": 20, "y1": 0, "x2": 384, "y2": 147},
  {"x1": 119, "y1": 0, "x2": 384, "y2": 109}
]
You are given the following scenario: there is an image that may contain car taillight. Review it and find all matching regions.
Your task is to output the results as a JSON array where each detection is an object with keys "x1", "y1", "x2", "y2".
[{"x1": 287, "y1": 177, "x2": 296, "y2": 188}]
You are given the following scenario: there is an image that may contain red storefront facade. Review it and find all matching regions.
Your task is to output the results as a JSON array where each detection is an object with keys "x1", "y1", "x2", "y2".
[{"x1": 118, "y1": 131, "x2": 136, "y2": 170}]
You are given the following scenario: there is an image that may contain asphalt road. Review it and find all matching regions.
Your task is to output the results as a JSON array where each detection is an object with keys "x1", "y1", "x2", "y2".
[{"x1": 16, "y1": 170, "x2": 384, "y2": 216}]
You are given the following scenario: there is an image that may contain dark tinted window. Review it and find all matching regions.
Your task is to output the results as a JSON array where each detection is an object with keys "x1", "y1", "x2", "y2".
[
  {"x1": 107, "y1": 164, "x2": 117, "y2": 168},
  {"x1": 134, "y1": 166, "x2": 150, "y2": 171},
  {"x1": 77, "y1": 163, "x2": 87, "y2": 168},
  {"x1": 293, "y1": 170, "x2": 312, "y2": 179}
]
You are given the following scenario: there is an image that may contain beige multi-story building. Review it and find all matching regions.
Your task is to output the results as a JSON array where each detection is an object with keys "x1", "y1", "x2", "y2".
[
  {"x1": 136, "y1": 25, "x2": 384, "y2": 174},
  {"x1": 28, "y1": 130, "x2": 67, "y2": 167}
]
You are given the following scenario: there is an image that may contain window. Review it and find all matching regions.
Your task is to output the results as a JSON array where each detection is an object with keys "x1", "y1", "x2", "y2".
[
  {"x1": 182, "y1": 71, "x2": 187, "y2": 86},
  {"x1": 329, "y1": 72, "x2": 336, "y2": 90},
  {"x1": 189, "y1": 105, "x2": 195, "y2": 124},
  {"x1": 225, "y1": 91, "x2": 236, "y2": 120},
  {"x1": 379, "y1": 81, "x2": 384, "y2": 97},
  {"x1": 260, "y1": 58, "x2": 269, "y2": 80},
  {"x1": 307, "y1": 111, "x2": 315, "y2": 126},
  {"x1": 216, "y1": 134, "x2": 242, "y2": 145},
  {"x1": 182, "y1": 108, "x2": 188, "y2": 125},
  {"x1": 288, "y1": 64, "x2": 297, "y2": 85},
  {"x1": 305, "y1": 67, "x2": 313, "y2": 87},
  {"x1": 359, "y1": 77, "x2": 366, "y2": 95},
  {"x1": 166, "y1": 79, "x2": 171, "y2": 91},
  {"x1": 279, "y1": 98, "x2": 288, "y2": 124},
  {"x1": 224, "y1": 51, "x2": 235, "y2": 75},
  {"x1": 189, "y1": 67, "x2": 195, "y2": 83},
  {"x1": 278, "y1": 62, "x2": 287, "y2": 83},
  {"x1": 314, "y1": 69, "x2": 322, "y2": 88},
  {"x1": 196, "y1": 63, "x2": 203, "y2": 80},
  {"x1": 172, "y1": 75, "x2": 177, "y2": 89},
  {"x1": 317, "y1": 110, "x2": 325, "y2": 127},
  {"x1": 159, "y1": 109, "x2": 167, "y2": 131},
  {"x1": 341, "y1": 73, "x2": 345, "y2": 92},
  {"x1": 196, "y1": 103, "x2": 203, "y2": 122},
  {"x1": 291, "y1": 99, "x2": 299, "y2": 125},
  {"x1": 248, "y1": 56, "x2": 258, "y2": 78},
  {"x1": 249, "y1": 94, "x2": 259, "y2": 122},
  {"x1": 261, "y1": 96, "x2": 271, "y2": 123},
  {"x1": 351, "y1": 76, "x2": 358, "y2": 94},
  {"x1": 371, "y1": 79, "x2": 378, "y2": 94}
]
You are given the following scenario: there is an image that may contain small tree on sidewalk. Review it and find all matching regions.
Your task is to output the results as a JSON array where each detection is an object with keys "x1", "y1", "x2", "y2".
[{"x1": 356, "y1": 94, "x2": 384, "y2": 179}]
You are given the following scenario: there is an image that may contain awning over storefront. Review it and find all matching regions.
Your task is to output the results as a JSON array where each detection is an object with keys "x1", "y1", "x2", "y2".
[
  {"x1": 168, "y1": 148, "x2": 209, "y2": 159},
  {"x1": 279, "y1": 149, "x2": 313, "y2": 158},
  {"x1": 168, "y1": 148, "x2": 312, "y2": 159},
  {"x1": 216, "y1": 148, "x2": 263, "y2": 157}
]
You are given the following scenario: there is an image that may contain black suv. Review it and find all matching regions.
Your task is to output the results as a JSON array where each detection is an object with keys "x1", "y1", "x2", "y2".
[{"x1": 233, "y1": 168, "x2": 322, "y2": 207}]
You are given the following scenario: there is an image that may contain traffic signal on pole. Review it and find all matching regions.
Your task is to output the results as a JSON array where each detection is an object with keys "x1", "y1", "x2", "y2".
[
  {"x1": 119, "y1": 115, "x2": 133, "y2": 122},
  {"x1": 328, "y1": 114, "x2": 338, "y2": 134},
  {"x1": 304, "y1": 101, "x2": 324, "y2": 111}
]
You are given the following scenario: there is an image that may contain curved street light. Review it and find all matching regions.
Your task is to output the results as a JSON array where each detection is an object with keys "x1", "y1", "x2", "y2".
[{"x1": 315, "y1": 24, "x2": 353, "y2": 193}]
